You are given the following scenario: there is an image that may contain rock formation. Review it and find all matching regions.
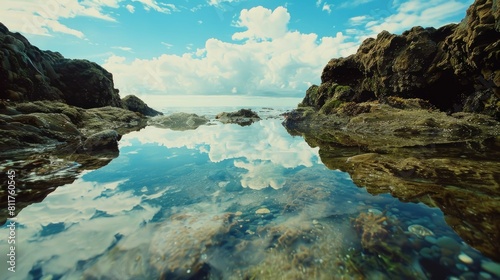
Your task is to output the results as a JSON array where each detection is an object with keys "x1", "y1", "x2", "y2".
[
  {"x1": 122, "y1": 95, "x2": 163, "y2": 117},
  {"x1": 216, "y1": 108, "x2": 261, "y2": 126},
  {"x1": 148, "y1": 112, "x2": 209, "y2": 130},
  {"x1": 284, "y1": 0, "x2": 500, "y2": 261},
  {"x1": 0, "y1": 22, "x2": 160, "y2": 223},
  {"x1": 301, "y1": 0, "x2": 499, "y2": 119}
]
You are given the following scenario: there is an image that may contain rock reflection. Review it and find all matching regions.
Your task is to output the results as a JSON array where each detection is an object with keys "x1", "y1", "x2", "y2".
[{"x1": 288, "y1": 129, "x2": 500, "y2": 262}]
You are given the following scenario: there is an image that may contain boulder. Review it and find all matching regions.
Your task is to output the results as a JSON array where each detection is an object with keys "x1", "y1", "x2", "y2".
[
  {"x1": 216, "y1": 108, "x2": 261, "y2": 126},
  {"x1": 0, "y1": 23, "x2": 122, "y2": 106},
  {"x1": 149, "y1": 112, "x2": 209, "y2": 130},
  {"x1": 122, "y1": 95, "x2": 163, "y2": 116},
  {"x1": 82, "y1": 129, "x2": 121, "y2": 152}
]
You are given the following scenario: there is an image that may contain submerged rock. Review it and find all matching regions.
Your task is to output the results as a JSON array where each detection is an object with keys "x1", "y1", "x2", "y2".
[
  {"x1": 255, "y1": 208, "x2": 271, "y2": 214},
  {"x1": 216, "y1": 108, "x2": 261, "y2": 126},
  {"x1": 408, "y1": 225, "x2": 434, "y2": 237},
  {"x1": 148, "y1": 112, "x2": 209, "y2": 130}
]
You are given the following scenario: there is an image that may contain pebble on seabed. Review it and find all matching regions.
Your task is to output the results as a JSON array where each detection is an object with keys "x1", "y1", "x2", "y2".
[
  {"x1": 481, "y1": 261, "x2": 500, "y2": 277},
  {"x1": 479, "y1": 272, "x2": 492, "y2": 279},
  {"x1": 458, "y1": 253, "x2": 473, "y2": 264},
  {"x1": 255, "y1": 208, "x2": 271, "y2": 214}
]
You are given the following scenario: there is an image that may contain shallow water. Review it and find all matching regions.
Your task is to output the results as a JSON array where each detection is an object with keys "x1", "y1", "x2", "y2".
[{"x1": 1, "y1": 107, "x2": 499, "y2": 279}]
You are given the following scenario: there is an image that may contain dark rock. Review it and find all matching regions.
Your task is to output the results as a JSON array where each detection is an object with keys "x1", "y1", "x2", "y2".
[
  {"x1": 149, "y1": 112, "x2": 209, "y2": 130},
  {"x1": 82, "y1": 130, "x2": 121, "y2": 152},
  {"x1": 122, "y1": 95, "x2": 163, "y2": 116},
  {"x1": 302, "y1": 0, "x2": 499, "y2": 119},
  {"x1": 0, "y1": 22, "x2": 156, "y2": 114},
  {"x1": 216, "y1": 108, "x2": 261, "y2": 126},
  {"x1": 52, "y1": 59, "x2": 122, "y2": 108}
]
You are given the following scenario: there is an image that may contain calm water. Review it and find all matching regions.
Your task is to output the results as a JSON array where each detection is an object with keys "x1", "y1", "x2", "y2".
[{"x1": 1, "y1": 107, "x2": 499, "y2": 279}]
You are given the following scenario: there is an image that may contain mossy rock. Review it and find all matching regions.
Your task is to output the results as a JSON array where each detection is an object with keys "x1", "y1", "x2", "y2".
[{"x1": 319, "y1": 99, "x2": 343, "y2": 115}]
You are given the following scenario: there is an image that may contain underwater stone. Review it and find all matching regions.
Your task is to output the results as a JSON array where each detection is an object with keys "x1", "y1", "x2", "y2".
[
  {"x1": 435, "y1": 237, "x2": 460, "y2": 254},
  {"x1": 481, "y1": 261, "x2": 500, "y2": 277},
  {"x1": 408, "y1": 224, "x2": 434, "y2": 237},
  {"x1": 424, "y1": 236, "x2": 437, "y2": 244},
  {"x1": 456, "y1": 263, "x2": 469, "y2": 271},
  {"x1": 458, "y1": 253, "x2": 474, "y2": 264},
  {"x1": 368, "y1": 208, "x2": 383, "y2": 215},
  {"x1": 255, "y1": 208, "x2": 271, "y2": 214},
  {"x1": 479, "y1": 272, "x2": 492, "y2": 279}
]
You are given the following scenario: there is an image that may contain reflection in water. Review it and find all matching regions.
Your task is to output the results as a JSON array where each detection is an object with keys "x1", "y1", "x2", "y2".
[{"x1": 1, "y1": 116, "x2": 499, "y2": 279}]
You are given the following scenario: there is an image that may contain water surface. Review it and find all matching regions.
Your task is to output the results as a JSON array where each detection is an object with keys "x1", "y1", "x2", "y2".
[{"x1": 1, "y1": 107, "x2": 499, "y2": 279}]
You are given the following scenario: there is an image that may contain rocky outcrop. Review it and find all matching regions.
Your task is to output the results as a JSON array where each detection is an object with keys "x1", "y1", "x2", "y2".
[
  {"x1": 216, "y1": 108, "x2": 261, "y2": 126},
  {"x1": 284, "y1": 0, "x2": 500, "y2": 261},
  {"x1": 301, "y1": 0, "x2": 499, "y2": 119},
  {"x1": 0, "y1": 23, "x2": 160, "y2": 224},
  {"x1": 1, "y1": 23, "x2": 119, "y2": 107},
  {"x1": 149, "y1": 112, "x2": 209, "y2": 130},
  {"x1": 122, "y1": 95, "x2": 163, "y2": 116}
]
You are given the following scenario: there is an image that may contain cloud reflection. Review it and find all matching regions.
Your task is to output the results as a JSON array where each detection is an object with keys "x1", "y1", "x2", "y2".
[
  {"x1": 0, "y1": 179, "x2": 159, "y2": 279},
  {"x1": 120, "y1": 119, "x2": 319, "y2": 190}
]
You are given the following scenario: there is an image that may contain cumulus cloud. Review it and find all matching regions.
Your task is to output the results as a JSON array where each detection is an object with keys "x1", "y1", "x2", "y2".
[
  {"x1": 103, "y1": 6, "x2": 358, "y2": 96},
  {"x1": 232, "y1": 6, "x2": 290, "y2": 41}
]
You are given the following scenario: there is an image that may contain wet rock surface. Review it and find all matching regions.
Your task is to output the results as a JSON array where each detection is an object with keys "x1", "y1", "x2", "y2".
[
  {"x1": 0, "y1": 22, "x2": 158, "y2": 224},
  {"x1": 283, "y1": 105, "x2": 500, "y2": 260},
  {"x1": 304, "y1": 0, "x2": 499, "y2": 120},
  {"x1": 148, "y1": 112, "x2": 209, "y2": 130},
  {"x1": 216, "y1": 108, "x2": 261, "y2": 126},
  {"x1": 0, "y1": 100, "x2": 148, "y2": 224},
  {"x1": 283, "y1": 0, "x2": 500, "y2": 261}
]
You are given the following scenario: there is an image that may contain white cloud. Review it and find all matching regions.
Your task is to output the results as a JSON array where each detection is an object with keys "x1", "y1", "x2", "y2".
[
  {"x1": 367, "y1": 0, "x2": 471, "y2": 35},
  {"x1": 232, "y1": 6, "x2": 290, "y2": 41},
  {"x1": 316, "y1": 0, "x2": 323, "y2": 7},
  {"x1": 126, "y1": 4, "x2": 135, "y2": 13},
  {"x1": 112, "y1": 46, "x2": 133, "y2": 52},
  {"x1": 208, "y1": 0, "x2": 242, "y2": 7},
  {"x1": 131, "y1": 0, "x2": 178, "y2": 13},
  {"x1": 349, "y1": 15, "x2": 367, "y2": 25},
  {"x1": 340, "y1": 0, "x2": 375, "y2": 8},
  {"x1": 103, "y1": 6, "x2": 358, "y2": 96},
  {"x1": 322, "y1": 3, "x2": 332, "y2": 14},
  {"x1": 161, "y1": 42, "x2": 173, "y2": 48},
  {"x1": 0, "y1": 0, "x2": 117, "y2": 38}
]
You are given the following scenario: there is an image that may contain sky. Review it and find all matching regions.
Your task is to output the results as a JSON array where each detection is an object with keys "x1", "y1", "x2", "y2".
[{"x1": 0, "y1": 0, "x2": 474, "y2": 98}]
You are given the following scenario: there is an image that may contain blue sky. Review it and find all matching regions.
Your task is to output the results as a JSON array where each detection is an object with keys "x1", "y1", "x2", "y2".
[{"x1": 0, "y1": 0, "x2": 473, "y2": 98}]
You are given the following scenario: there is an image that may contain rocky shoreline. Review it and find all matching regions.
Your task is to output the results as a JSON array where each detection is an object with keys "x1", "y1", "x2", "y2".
[
  {"x1": 0, "y1": 23, "x2": 162, "y2": 223},
  {"x1": 283, "y1": 0, "x2": 500, "y2": 261}
]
